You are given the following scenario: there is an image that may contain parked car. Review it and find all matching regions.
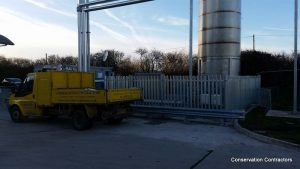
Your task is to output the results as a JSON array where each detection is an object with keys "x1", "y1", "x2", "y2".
[{"x1": 1, "y1": 78, "x2": 22, "y2": 87}]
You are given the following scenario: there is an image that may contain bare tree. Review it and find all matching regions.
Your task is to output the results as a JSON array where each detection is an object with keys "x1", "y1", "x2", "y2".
[
  {"x1": 162, "y1": 51, "x2": 188, "y2": 75},
  {"x1": 135, "y1": 48, "x2": 148, "y2": 57},
  {"x1": 60, "y1": 56, "x2": 77, "y2": 65},
  {"x1": 46, "y1": 55, "x2": 60, "y2": 65},
  {"x1": 10, "y1": 58, "x2": 33, "y2": 67},
  {"x1": 117, "y1": 57, "x2": 137, "y2": 75},
  {"x1": 149, "y1": 49, "x2": 164, "y2": 71},
  {"x1": 135, "y1": 48, "x2": 150, "y2": 72}
]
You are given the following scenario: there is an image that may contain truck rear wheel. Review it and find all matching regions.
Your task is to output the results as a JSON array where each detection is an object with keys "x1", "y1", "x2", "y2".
[
  {"x1": 9, "y1": 106, "x2": 26, "y2": 123},
  {"x1": 72, "y1": 109, "x2": 93, "y2": 130}
]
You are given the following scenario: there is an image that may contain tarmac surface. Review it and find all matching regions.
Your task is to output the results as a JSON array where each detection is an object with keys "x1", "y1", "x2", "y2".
[{"x1": 0, "y1": 103, "x2": 299, "y2": 169}]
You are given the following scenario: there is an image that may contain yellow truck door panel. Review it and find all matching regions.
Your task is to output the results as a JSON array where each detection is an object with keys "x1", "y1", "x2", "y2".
[
  {"x1": 36, "y1": 73, "x2": 51, "y2": 106},
  {"x1": 18, "y1": 97, "x2": 35, "y2": 115},
  {"x1": 13, "y1": 74, "x2": 38, "y2": 116}
]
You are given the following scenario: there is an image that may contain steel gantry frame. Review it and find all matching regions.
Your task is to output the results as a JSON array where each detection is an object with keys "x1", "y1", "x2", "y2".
[{"x1": 77, "y1": 0, "x2": 154, "y2": 72}]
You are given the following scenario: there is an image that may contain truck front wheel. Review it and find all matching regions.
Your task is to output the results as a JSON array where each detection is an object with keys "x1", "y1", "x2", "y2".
[
  {"x1": 72, "y1": 109, "x2": 93, "y2": 130},
  {"x1": 9, "y1": 106, "x2": 26, "y2": 123}
]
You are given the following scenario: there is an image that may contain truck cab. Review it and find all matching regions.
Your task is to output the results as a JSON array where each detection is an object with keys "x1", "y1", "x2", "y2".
[{"x1": 10, "y1": 74, "x2": 37, "y2": 118}]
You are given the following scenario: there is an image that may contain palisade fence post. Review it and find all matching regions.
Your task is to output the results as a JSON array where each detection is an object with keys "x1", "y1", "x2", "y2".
[
  {"x1": 160, "y1": 75, "x2": 163, "y2": 106},
  {"x1": 224, "y1": 75, "x2": 229, "y2": 110}
]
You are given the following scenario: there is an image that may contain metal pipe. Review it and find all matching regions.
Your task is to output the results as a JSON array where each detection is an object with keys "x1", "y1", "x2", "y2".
[
  {"x1": 294, "y1": 0, "x2": 298, "y2": 114},
  {"x1": 85, "y1": 0, "x2": 91, "y2": 72},
  {"x1": 86, "y1": 10, "x2": 91, "y2": 72},
  {"x1": 78, "y1": 0, "x2": 85, "y2": 71},
  {"x1": 81, "y1": 11, "x2": 87, "y2": 72},
  {"x1": 78, "y1": 0, "x2": 120, "y2": 7},
  {"x1": 84, "y1": 0, "x2": 153, "y2": 12}
]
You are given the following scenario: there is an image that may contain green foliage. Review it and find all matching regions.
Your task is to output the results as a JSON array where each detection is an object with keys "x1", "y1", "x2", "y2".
[
  {"x1": 240, "y1": 50, "x2": 295, "y2": 75},
  {"x1": 241, "y1": 50, "x2": 300, "y2": 111}
]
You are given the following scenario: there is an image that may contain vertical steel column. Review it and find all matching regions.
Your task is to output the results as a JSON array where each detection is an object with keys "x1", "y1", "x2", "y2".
[
  {"x1": 77, "y1": 0, "x2": 85, "y2": 71},
  {"x1": 189, "y1": 0, "x2": 193, "y2": 77},
  {"x1": 189, "y1": 0, "x2": 193, "y2": 107},
  {"x1": 81, "y1": 10, "x2": 87, "y2": 72},
  {"x1": 86, "y1": 0, "x2": 91, "y2": 72},
  {"x1": 78, "y1": 0, "x2": 89, "y2": 72},
  {"x1": 294, "y1": 0, "x2": 298, "y2": 114}
]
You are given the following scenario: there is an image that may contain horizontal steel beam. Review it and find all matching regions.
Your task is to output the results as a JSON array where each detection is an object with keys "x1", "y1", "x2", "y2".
[
  {"x1": 78, "y1": 0, "x2": 120, "y2": 8},
  {"x1": 83, "y1": 0, "x2": 154, "y2": 12}
]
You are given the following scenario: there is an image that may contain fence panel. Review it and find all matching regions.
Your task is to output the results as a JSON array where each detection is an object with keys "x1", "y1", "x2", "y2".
[
  {"x1": 105, "y1": 75, "x2": 227, "y2": 110},
  {"x1": 224, "y1": 76, "x2": 261, "y2": 110}
]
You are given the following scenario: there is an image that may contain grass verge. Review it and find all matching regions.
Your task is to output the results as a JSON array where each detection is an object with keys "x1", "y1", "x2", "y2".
[{"x1": 239, "y1": 107, "x2": 300, "y2": 145}]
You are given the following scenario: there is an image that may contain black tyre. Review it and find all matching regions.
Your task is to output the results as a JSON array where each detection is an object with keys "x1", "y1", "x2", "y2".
[
  {"x1": 72, "y1": 109, "x2": 93, "y2": 130},
  {"x1": 9, "y1": 106, "x2": 26, "y2": 123}
]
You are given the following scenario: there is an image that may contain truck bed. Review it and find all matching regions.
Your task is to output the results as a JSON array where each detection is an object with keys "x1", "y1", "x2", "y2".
[
  {"x1": 107, "y1": 88, "x2": 142, "y2": 103},
  {"x1": 35, "y1": 72, "x2": 142, "y2": 106}
]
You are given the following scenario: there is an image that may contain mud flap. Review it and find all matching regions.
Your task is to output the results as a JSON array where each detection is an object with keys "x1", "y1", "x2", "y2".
[{"x1": 84, "y1": 105, "x2": 98, "y2": 119}]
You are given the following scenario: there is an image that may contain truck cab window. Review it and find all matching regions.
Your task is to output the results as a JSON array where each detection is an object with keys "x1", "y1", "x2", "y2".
[{"x1": 15, "y1": 76, "x2": 34, "y2": 97}]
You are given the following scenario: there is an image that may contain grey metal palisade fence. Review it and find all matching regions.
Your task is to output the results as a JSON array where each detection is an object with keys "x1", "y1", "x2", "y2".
[{"x1": 105, "y1": 75, "x2": 262, "y2": 118}]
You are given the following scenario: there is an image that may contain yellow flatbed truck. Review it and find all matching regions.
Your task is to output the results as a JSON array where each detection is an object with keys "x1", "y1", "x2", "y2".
[{"x1": 8, "y1": 71, "x2": 142, "y2": 130}]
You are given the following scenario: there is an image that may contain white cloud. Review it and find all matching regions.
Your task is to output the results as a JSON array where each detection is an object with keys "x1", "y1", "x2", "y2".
[
  {"x1": 0, "y1": 1, "x2": 194, "y2": 59},
  {"x1": 22, "y1": 0, "x2": 130, "y2": 42},
  {"x1": 90, "y1": 21, "x2": 130, "y2": 43},
  {"x1": 104, "y1": 10, "x2": 147, "y2": 45},
  {"x1": 0, "y1": 7, "x2": 78, "y2": 59},
  {"x1": 157, "y1": 16, "x2": 189, "y2": 26},
  {"x1": 23, "y1": 0, "x2": 76, "y2": 17}
]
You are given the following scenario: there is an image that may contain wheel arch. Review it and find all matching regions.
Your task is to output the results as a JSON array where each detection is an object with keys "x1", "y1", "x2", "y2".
[
  {"x1": 69, "y1": 104, "x2": 98, "y2": 119},
  {"x1": 9, "y1": 104, "x2": 23, "y2": 113}
]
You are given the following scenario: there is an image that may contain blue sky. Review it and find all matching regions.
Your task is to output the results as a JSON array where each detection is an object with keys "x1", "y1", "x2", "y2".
[{"x1": 0, "y1": 0, "x2": 297, "y2": 59}]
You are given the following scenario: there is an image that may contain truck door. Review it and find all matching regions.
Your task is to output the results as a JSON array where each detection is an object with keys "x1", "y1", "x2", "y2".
[{"x1": 15, "y1": 75, "x2": 37, "y2": 116}]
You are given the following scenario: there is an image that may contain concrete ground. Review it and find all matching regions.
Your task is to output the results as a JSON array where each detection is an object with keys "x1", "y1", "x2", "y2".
[{"x1": 0, "y1": 104, "x2": 299, "y2": 169}]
